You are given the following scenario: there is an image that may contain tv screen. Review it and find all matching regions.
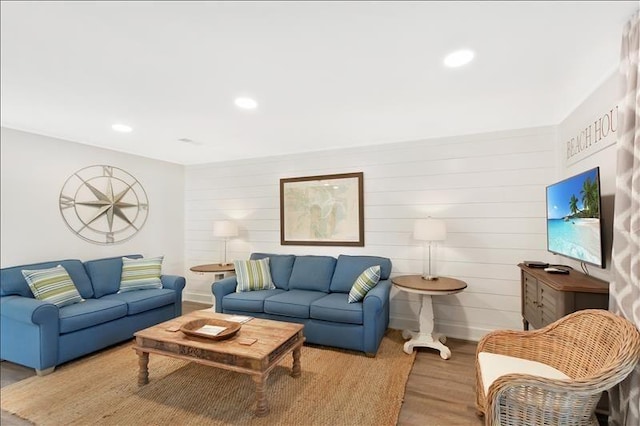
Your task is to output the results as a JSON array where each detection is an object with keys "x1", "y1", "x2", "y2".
[{"x1": 546, "y1": 167, "x2": 604, "y2": 268}]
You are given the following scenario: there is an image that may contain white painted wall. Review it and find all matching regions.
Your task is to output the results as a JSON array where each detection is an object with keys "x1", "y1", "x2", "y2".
[
  {"x1": 2, "y1": 70, "x2": 618, "y2": 342},
  {"x1": 185, "y1": 126, "x2": 557, "y2": 341},
  {"x1": 0, "y1": 127, "x2": 185, "y2": 275},
  {"x1": 556, "y1": 71, "x2": 621, "y2": 283}
]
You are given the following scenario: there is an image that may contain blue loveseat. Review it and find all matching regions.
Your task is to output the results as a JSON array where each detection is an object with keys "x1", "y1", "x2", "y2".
[
  {"x1": 213, "y1": 253, "x2": 392, "y2": 356},
  {"x1": 0, "y1": 255, "x2": 185, "y2": 375}
]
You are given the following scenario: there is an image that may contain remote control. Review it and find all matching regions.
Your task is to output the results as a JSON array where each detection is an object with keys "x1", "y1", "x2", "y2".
[{"x1": 544, "y1": 267, "x2": 570, "y2": 274}]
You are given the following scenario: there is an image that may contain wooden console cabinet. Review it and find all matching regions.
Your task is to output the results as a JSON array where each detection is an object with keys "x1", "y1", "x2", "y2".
[{"x1": 518, "y1": 263, "x2": 609, "y2": 330}]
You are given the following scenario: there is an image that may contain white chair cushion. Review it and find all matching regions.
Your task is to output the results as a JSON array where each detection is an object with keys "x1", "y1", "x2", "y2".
[{"x1": 478, "y1": 352, "x2": 570, "y2": 395}]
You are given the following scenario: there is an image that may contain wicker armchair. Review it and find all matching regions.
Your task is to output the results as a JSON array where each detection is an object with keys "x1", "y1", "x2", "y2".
[{"x1": 475, "y1": 309, "x2": 640, "y2": 426}]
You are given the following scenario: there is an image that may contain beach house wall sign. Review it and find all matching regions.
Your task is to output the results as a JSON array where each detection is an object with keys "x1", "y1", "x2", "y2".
[{"x1": 565, "y1": 105, "x2": 618, "y2": 165}]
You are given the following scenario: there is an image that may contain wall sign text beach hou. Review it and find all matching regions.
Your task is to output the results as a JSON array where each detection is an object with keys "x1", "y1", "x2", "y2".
[{"x1": 566, "y1": 105, "x2": 618, "y2": 165}]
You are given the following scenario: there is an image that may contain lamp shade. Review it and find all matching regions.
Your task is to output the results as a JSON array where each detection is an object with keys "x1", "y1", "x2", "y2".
[
  {"x1": 413, "y1": 218, "x2": 447, "y2": 241},
  {"x1": 213, "y1": 220, "x2": 238, "y2": 238}
]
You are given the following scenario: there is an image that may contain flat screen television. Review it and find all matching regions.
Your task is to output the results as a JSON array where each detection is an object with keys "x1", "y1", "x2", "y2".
[{"x1": 546, "y1": 167, "x2": 605, "y2": 268}]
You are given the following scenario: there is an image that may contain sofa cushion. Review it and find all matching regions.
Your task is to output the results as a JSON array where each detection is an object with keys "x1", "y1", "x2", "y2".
[
  {"x1": 222, "y1": 289, "x2": 285, "y2": 313},
  {"x1": 101, "y1": 288, "x2": 176, "y2": 315},
  {"x1": 84, "y1": 254, "x2": 142, "y2": 298},
  {"x1": 21, "y1": 265, "x2": 85, "y2": 308},
  {"x1": 234, "y1": 259, "x2": 276, "y2": 292},
  {"x1": 310, "y1": 293, "x2": 363, "y2": 325},
  {"x1": 58, "y1": 298, "x2": 128, "y2": 334},
  {"x1": 264, "y1": 290, "x2": 327, "y2": 318},
  {"x1": 119, "y1": 256, "x2": 164, "y2": 293},
  {"x1": 288, "y1": 256, "x2": 336, "y2": 293},
  {"x1": 1, "y1": 259, "x2": 93, "y2": 299},
  {"x1": 250, "y1": 253, "x2": 295, "y2": 290},
  {"x1": 329, "y1": 255, "x2": 392, "y2": 293},
  {"x1": 348, "y1": 265, "x2": 381, "y2": 303}
]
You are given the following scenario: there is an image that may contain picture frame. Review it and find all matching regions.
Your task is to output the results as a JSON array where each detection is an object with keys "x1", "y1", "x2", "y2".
[{"x1": 280, "y1": 172, "x2": 364, "y2": 246}]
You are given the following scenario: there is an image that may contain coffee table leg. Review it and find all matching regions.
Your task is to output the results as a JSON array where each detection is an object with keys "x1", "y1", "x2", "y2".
[
  {"x1": 291, "y1": 346, "x2": 302, "y2": 378},
  {"x1": 137, "y1": 350, "x2": 149, "y2": 386},
  {"x1": 252, "y1": 373, "x2": 270, "y2": 416}
]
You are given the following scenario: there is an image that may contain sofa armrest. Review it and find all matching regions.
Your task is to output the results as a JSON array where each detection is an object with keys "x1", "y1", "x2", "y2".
[
  {"x1": 161, "y1": 275, "x2": 185, "y2": 316},
  {"x1": 212, "y1": 277, "x2": 238, "y2": 313},
  {"x1": 0, "y1": 295, "x2": 58, "y2": 325},
  {"x1": 361, "y1": 280, "x2": 391, "y2": 355},
  {"x1": 1, "y1": 295, "x2": 60, "y2": 371},
  {"x1": 161, "y1": 275, "x2": 186, "y2": 292},
  {"x1": 363, "y1": 279, "x2": 391, "y2": 311}
]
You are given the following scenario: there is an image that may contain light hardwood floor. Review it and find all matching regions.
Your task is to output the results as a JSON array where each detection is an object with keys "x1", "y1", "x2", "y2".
[{"x1": 1, "y1": 301, "x2": 484, "y2": 425}]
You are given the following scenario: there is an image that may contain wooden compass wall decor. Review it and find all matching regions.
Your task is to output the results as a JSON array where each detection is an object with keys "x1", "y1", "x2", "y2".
[{"x1": 59, "y1": 165, "x2": 149, "y2": 244}]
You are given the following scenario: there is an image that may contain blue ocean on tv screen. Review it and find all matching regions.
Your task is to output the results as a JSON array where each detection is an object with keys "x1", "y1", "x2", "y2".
[
  {"x1": 546, "y1": 168, "x2": 602, "y2": 265},
  {"x1": 547, "y1": 219, "x2": 601, "y2": 265}
]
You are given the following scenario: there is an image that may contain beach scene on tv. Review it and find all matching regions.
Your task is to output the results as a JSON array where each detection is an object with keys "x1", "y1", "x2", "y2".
[{"x1": 546, "y1": 168, "x2": 602, "y2": 266}]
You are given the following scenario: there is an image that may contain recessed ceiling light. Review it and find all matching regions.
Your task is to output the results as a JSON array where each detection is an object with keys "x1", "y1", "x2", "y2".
[
  {"x1": 443, "y1": 49, "x2": 475, "y2": 68},
  {"x1": 112, "y1": 123, "x2": 132, "y2": 133},
  {"x1": 234, "y1": 97, "x2": 258, "y2": 110}
]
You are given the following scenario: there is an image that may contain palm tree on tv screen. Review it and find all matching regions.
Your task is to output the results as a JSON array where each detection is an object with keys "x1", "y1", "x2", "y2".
[
  {"x1": 569, "y1": 194, "x2": 579, "y2": 216},
  {"x1": 580, "y1": 178, "x2": 599, "y2": 218}
]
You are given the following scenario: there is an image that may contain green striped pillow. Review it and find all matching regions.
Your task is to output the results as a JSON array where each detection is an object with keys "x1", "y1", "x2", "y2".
[
  {"x1": 22, "y1": 265, "x2": 84, "y2": 307},
  {"x1": 234, "y1": 258, "x2": 275, "y2": 292},
  {"x1": 119, "y1": 256, "x2": 163, "y2": 293},
  {"x1": 348, "y1": 265, "x2": 381, "y2": 303}
]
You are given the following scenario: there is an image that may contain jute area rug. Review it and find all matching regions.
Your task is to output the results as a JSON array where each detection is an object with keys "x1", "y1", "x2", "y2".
[{"x1": 1, "y1": 330, "x2": 415, "y2": 426}]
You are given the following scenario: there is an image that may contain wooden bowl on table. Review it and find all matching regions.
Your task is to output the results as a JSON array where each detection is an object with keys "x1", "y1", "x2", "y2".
[{"x1": 180, "y1": 318, "x2": 241, "y2": 341}]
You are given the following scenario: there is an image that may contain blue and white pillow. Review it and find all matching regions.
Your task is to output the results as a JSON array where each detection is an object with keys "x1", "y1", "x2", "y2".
[
  {"x1": 119, "y1": 256, "x2": 164, "y2": 293},
  {"x1": 22, "y1": 265, "x2": 84, "y2": 307},
  {"x1": 348, "y1": 265, "x2": 381, "y2": 303},
  {"x1": 234, "y1": 258, "x2": 275, "y2": 292}
]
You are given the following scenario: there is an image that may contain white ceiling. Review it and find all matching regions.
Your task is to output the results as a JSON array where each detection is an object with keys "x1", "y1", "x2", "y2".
[{"x1": 1, "y1": 1, "x2": 637, "y2": 165}]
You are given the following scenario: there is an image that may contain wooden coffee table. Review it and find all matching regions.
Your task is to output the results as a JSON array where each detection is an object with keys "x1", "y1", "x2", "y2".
[{"x1": 133, "y1": 310, "x2": 305, "y2": 416}]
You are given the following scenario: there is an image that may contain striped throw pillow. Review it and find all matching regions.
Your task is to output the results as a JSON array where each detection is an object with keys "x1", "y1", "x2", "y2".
[
  {"x1": 348, "y1": 265, "x2": 381, "y2": 303},
  {"x1": 119, "y1": 256, "x2": 164, "y2": 293},
  {"x1": 21, "y1": 265, "x2": 84, "y2": 307},
  {"x1": 234, "y1": 258, "x2": 275, "y2": 292}
]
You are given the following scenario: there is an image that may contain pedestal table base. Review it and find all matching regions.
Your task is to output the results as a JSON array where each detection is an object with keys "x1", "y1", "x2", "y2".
[{"x1": 402, "y1": 293, "x2": 452, "y2": 359}]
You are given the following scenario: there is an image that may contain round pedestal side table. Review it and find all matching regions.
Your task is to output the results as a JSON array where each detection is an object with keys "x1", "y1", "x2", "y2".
[
  {"x1": 391, "y1": 275, "x2": 467, "y2": 360},
  {"x1": 190, "y1": 263, "x2": 235, "y2": 277},
  {"x1": 190, "y1": 264, "x2": 236, "y2": 309}
]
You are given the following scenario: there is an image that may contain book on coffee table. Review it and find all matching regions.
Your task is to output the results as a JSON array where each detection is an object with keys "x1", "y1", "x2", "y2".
[
  {"x1": 226, "y1": 315, "x2": 253, "y2": 324},
  {"x1": 196, "y1": 325, "x2": 227, "y2": 336}
]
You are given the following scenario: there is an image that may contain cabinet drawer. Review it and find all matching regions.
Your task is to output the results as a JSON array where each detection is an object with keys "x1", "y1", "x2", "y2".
[
  {"x1": 522, "y1": 272, "x2": 542, "y2": 328},
  {"x1": 524, "y1": 283, "x2": 538, "y2": 308},
  {"x1": 523, "y1": 273, "x2": 537, "y2": 289},
  {"x1": 540, "y1": 283, "x2": 560, "y2": 327}
]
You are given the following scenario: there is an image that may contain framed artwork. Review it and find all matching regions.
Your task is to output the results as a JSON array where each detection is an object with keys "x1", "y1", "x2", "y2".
[
  {"x1": 59, "y1": 165, "x2": 149, "y2": 245},
  {"x1": 280, "y1": 172, "x2": 364, "y2": 246}
]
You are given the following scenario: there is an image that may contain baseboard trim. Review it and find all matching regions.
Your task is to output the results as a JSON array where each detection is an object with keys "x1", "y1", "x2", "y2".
[
  {"x1": 183, "y1": 292, "x2": 213, "y2": 305},
  {"x1": 389, "y1": 316, "x2": 492, "y2": 342},
  {"x1": 436, "y1": 321, "x2": 492, "y2": 342}
]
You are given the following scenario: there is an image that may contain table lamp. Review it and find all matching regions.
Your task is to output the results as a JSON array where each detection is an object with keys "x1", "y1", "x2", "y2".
[
  {"x1": 213, "y1": 220, "x2": 238, "y2": 265},
  {"x1": 413, "y1": 217, "x2": 447, "y2": 280}
]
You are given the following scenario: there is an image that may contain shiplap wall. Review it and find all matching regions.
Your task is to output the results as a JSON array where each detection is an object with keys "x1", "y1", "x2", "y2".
[{"x1": 185, "y1": 126, "x2": 557, "y2": 341}]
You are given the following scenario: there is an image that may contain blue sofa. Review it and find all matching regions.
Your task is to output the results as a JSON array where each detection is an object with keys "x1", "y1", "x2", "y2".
[
  {"x1": 213, "y1": 253, "x2": 392, "y2": 356},
  {"x1": 0, "y1": 255, "x2": 185, "y2": 375}
]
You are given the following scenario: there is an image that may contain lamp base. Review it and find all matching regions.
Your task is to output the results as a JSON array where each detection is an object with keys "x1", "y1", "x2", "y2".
[{"x1": 422, "y1": 275, "x2": 439, "y2": 281}]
